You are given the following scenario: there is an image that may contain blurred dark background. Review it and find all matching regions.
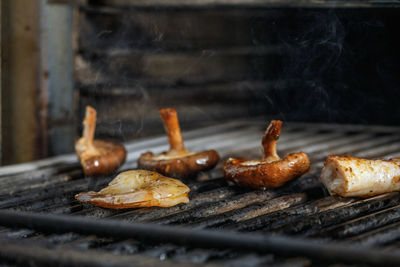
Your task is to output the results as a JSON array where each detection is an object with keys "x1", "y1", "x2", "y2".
[{"x1": 1, "y1": 0, "x2": 400, "y2": 164}]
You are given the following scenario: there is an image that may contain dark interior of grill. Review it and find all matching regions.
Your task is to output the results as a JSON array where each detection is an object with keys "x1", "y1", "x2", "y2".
[
  {"x1": 1, "y1": 0, "x2": 400, "y2": 266},
  {"x1": 77, "y1": 4, "x2": 400, "y2": 141}
]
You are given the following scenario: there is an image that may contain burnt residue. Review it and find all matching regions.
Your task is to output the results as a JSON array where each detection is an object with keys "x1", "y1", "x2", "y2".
[
  {"x1": 348, "y1": 220, "x2": 400, "y2": 247},
  {"x1": 148, "y1": 190, "x2": 280, "y2": 225},
  {"x1": 226, "y1": 195, "x2": 355, "y2": 232},
  {"x1": 270, "y1": 192, "x2": 400, "y2": 236},
  {"x1": 310, "y1": 204, "x2": 400, "y2": 240},
  {"x1": 185, "y1": 193, "x2": 308, "y2": 229}
]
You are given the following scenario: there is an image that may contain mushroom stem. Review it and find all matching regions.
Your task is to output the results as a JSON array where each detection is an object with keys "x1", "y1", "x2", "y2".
[
  {"x1": 83, "y1": 106, "x2": 97, "y2": 148},
  {"x1": 159, "y1": 108, "x2": 186, "y2": 153},
  {"x1": 262, "y1": 120, "x2": 282, "y2": 163}
]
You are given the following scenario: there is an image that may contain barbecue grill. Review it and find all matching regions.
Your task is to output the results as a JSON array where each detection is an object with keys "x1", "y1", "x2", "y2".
[
  {"x1": 2, "y1": 0, "x2": 400, "y2": 266},
  {"x1": 1, "y1": 120, "x2": 400, "y2": 266}
]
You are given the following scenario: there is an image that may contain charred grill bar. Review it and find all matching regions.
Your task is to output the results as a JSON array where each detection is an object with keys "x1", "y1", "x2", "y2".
[
  {"x1": 1, "y1": 210, "x2": 400, "y2": 266},
  {"x1": 1, "y1": 121, "x2": 400, "y2": 265}
]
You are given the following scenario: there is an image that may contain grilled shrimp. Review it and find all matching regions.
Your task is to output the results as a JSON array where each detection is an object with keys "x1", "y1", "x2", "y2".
[
  {"x1": 75, "y1": 170, "x2": 190, "y2": 209},
  {"x1": 320, "y1": 155, "x2": 400, "y2": 197}
]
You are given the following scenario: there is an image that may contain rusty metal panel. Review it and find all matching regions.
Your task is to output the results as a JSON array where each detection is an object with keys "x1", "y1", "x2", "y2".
[
  {"x1": 1, "y1": 0, "x2": 41, "y2": 165},
  {"x1": 0, "y1": 0, "x2": 75, "y2": 164},
  {"x1": 40, "y1": 0, "x2": 75, "y2": 156}
]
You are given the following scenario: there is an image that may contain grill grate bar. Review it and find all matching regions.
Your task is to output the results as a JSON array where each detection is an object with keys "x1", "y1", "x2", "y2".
[
  {"x1": 0, "y1": 210, "x2": 399, "y2": 266},
  {"x1": 269, "y1": 193, "x2": 400, "y2": 236},
  {"x1": 0, "y1": 236, "x2": 190, "y2": 267},
  {"x1": 352, "y1": 140, "x2": 400, "y2": 159},
  {"x1": 183, "y1": 193, "x2": 309, "y2": 229},
  {"x1": 347, "y1": 221, "x2": 400, "y2": 247},
  {"x1": 286, "y1": 132, "x2": 373, "y2": 156},
  {"x1": 0, "y1": 177, "x2": 110, "y2": 210},
  {"x1": 111, "y1": 187, "x2": 237, "y2": 222},
  {"x1": 0, "y1": 168, "x2": 83, "y2": 197},
  {"x1": 309, "y1": 204, "x2": 400, "y2": 240},
  {"x1": 224, "y1": 195, "x2": 355, "y2": 232},
  {"x1": 148, "y1": 190, "x2": 281, "y2": 225},
  {"x1": 310, "y1": 135, "x2": 400, "y2": 168}
]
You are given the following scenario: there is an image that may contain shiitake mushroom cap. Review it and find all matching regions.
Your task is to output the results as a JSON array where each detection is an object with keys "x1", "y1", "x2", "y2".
[
  {"x1": 222, "y1": 120, "x2": 310, "y2": 188},
  {"x1": 138, "y1": 149, "x2": 219, "y2": 177},
  {"x1": 78, "y1": 140, "x2": 127, "y2": 177},
  {"x1": 222, "y1": 152, "x2": 310, "y2": 188}
]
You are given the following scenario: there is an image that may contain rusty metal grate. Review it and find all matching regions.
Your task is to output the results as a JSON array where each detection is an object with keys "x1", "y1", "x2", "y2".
[{"x1": 1, "y1": 120, "x2": 400, "y2": 266}]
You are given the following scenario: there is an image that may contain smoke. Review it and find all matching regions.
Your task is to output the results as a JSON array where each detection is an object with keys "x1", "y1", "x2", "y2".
[
  {"x1": 80, "y1": 6, "x2": 400, "y2": 147},
  {"x1": 282, "y1": 10, "x2": 345, "y2": 78},
  {"x1": 267, "y1": 9, "x2": 397, "y2": 125}
]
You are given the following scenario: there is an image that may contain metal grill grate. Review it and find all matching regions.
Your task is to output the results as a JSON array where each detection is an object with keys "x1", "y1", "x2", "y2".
[{"x1": 1, "y1": 120, "x2": 400, "y2": 266}]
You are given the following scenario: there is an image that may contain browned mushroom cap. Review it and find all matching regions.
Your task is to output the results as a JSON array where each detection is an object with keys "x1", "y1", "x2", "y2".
[
  {"x1": 138, "y1": 108, "x2": 220, "y2": 177},
  {"x1": 222, "y1": 120, "x2": 310, "y2": 188},
  {"x1": 75, "y1": 106, "x2": 126, "y2": 176}
]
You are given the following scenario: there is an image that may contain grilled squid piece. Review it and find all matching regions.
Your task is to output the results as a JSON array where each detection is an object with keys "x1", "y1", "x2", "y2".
[
  {"x1": 320, "y1": 155, "x2": 400, "y2": 198},
  {"x1": 75, "y1": 106, "x2": 126, "y2": 176},
  {"x1": 75, "y1": 170, "x2": 190, "y2": 209},
  {"x1": 138, "y1": 108, "x2": 219, "y2": 177},
  {"x1": 223, "y1": 120, "x2": 310, "y2": 188}
]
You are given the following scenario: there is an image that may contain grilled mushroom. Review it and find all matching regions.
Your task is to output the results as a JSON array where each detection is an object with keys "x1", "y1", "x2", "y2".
[
  {"x1": 138, "y1": 108, "x2": 219, "y2": 177},
  {"x1": 223, "y1": 120, "x2": 310, "y2": 188},
  {"x1": 75, "y1": 106, "x2": 126, "y2": 176},
  {"x1": 75, "y1": 169, "x2": 190, "y2": 209}
]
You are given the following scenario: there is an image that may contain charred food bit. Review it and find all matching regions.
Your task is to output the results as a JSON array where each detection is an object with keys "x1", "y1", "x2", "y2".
[
  {"x1": 223, "y1": 120, "x2": 310, "y2": 188},
  {"x1": 138, "y1": 108, "x2": 219, "y2": 177},
  {"x1": 320, "y1": 155, "x2": 400, "y2": 198},
  {"x1": 75, "y1": 106, "x2": 126, "y2": 176},
  {"x1": 75, "y1": 170, "x2": 190, "y2": 209}
]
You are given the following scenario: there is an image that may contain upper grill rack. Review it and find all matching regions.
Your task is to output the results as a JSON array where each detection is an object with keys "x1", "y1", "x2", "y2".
[{"x1": 1, "y1": 120, "x2": 400, "y2": 266}]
